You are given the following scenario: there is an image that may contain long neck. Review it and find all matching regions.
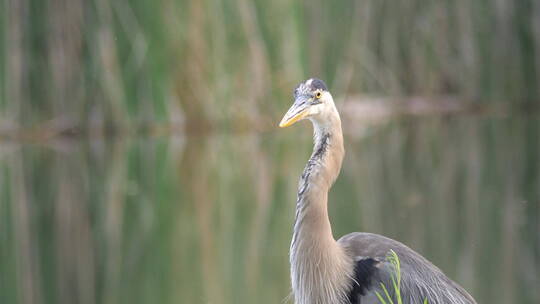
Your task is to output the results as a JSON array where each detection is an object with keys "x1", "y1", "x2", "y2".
[
  {"x1": 290, "y1": 111, "x2": 352, "y2": 304},
  {"x1": 292, "y1": 117, "x2": 344, "y2": 247}
]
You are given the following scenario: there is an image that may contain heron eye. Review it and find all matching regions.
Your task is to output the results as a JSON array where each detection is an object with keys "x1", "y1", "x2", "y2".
[{"x1": 315, "y1": 92, "x2": 322, "y2": 99}]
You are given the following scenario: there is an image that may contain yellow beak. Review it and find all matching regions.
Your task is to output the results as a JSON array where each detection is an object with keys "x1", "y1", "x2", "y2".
[
  {"x1": 279, "y1": 109, "x2": 309, "y2": 128},
  {"x1": 279, "y1": 97, "x2": 311, "y2": 128}
]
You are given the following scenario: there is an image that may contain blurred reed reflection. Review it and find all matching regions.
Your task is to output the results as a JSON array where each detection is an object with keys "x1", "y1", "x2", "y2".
[{"x1": 0, "y1": 116, "x2": 538, "y2": 304}]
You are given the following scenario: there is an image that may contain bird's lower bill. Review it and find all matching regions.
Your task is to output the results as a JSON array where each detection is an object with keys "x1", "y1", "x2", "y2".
[{"x1": 279, "y1": 108, "x2": 309, "y2": 128}]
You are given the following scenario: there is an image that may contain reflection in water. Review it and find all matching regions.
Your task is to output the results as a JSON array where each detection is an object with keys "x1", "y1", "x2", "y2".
[{"x1": 0, "y1": 116, "x2": 538, "y2": 304}]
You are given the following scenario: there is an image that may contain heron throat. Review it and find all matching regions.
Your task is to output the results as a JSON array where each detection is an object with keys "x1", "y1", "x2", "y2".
[{"x1": 289, "y1": 115, "x2": 352, "y2": 304}]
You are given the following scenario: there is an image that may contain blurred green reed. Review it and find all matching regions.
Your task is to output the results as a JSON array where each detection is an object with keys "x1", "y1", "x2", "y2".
[
  {"x1": 0, "y1": 1, "x2": 539, "y2": 303},
  {"x1": 374, "y1": 250, "x2": 403, "y2": 304},
  {"x1": 1, "y1": 0, "x2": 539, "y2": 134}
]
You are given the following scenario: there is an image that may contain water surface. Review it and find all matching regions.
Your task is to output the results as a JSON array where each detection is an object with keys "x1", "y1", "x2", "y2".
[{"x1": 1, "y1": 115, "x2": 538, "y2": 304}]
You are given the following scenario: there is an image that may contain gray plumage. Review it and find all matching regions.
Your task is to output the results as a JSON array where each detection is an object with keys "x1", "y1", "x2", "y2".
[
  {"x1": 279, "y1": 78, "x2": 477, "y2": 304},
  {"x1": 339, "y1": 233, "x2": 477, "y2": 304}
]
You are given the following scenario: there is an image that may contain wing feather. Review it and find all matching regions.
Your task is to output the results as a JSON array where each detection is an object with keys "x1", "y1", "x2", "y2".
[{"x1": 338, "y1": 232, "x2": 477, "y2": 304}]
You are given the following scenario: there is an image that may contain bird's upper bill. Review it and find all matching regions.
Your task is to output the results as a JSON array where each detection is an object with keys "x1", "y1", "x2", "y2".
[
  {"x1": 279, "y1": 94, "x2": 311, "y2": 128},
  {"x1": 279, "y1": 78, "x2": 328, "y2": 128}
]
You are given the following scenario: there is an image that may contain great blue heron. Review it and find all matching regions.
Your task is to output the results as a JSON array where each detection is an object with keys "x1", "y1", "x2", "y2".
[{"x1": 279, "y1": 78, "x2": 477, "y2": 304}]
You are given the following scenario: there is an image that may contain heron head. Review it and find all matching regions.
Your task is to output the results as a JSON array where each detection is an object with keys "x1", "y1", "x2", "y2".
[{"x1": 279, "y1": 78, "x2": 335, "y2": 128}]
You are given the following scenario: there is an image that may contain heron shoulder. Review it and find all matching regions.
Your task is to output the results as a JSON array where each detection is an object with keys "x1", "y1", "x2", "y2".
[
  {"x1": 338, "y1": 232, "x2": 420, "y2": 261},
  {"x1": 338, "y1": 232, "x2": 477, "y2": 304}
]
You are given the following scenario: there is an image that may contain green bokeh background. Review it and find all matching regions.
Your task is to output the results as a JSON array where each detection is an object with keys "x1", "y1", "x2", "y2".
[{"x1": 1, "y1": 1, "x2": 539, "y2": 304}]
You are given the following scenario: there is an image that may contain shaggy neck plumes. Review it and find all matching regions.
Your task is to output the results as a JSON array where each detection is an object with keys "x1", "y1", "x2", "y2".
[{"x1": 290, "y1": 111, "x2": 353, "y2": 304}]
